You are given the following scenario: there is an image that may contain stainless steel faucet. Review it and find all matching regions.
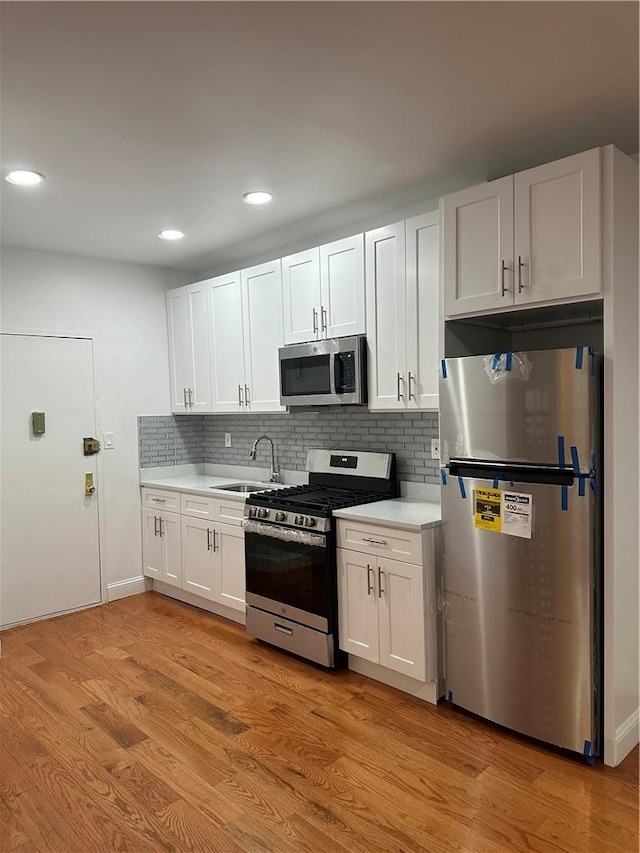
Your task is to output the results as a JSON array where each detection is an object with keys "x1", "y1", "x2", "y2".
[{"x1": 249, "y1": 435, "x2": 281, "y2": 483}]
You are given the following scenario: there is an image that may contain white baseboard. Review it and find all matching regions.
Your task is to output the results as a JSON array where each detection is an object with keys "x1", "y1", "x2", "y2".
[
  {"x1": 107, "y1": 575, "x2": 150, "y2": 602},
  {"x1": 604, "y1": 708, "x2": 640, "y2": 767},
  {"x1": 347, "y1": 656, "x2": 441, "y2": 705},
  {"x1": 151, "y1": 580, "x2": 246, "y2": 626}
]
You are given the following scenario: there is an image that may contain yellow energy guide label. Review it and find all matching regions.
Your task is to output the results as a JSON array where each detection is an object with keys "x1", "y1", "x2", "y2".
[{"x1": 473, "y1": 487, "x2": 502, "y2": 532}]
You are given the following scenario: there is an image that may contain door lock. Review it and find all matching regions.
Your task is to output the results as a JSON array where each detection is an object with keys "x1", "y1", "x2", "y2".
[
  {"x1": 85, "y1": 472, "x2": 96, "y2": 497},
  {"x1": 83, "y1": 437, "x2": 101, "y2": 456}
]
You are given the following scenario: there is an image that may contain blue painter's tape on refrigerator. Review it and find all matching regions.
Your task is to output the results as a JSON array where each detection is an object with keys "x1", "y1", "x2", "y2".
[
  {"x1": 492, "y1": 353, "x2": 501, "y2": 371},
  {"x1": 575, "y1": 346, "x2": 584, "y2": 370},
  {"x1": 458, "y1": 477, "x2": 467, "y2": 499},
  {"x1": 589, "y1": 346, "x2": 596, "y2": 375},
  {"x1": 561, "y1": 485, "x2": 569, "y2": 511},
  {"x1": 557, "y1": 436, "x2": 566, "y2": 469},
  {"x1": 447, "y1": 690, "x2": 453, "y2": 703},
  {"x1": 441, "y1": 359, "x2": 447, "y2": 379},
  {"x1": 505, "y1": 351, "x2": 513, "y2": 371},
  {"x1": 583, "y1": 740, "x2": 596, "y2": 764},
  {"x1": 440, "y1": 468, "x2": 448, "y2": 485},
  {"x1": 493, "y1": 472, "x2": 504, "y2": 489},
  {"x1": 570, "y1": 445, "x2": 581, "y2": 475},
  {"x1": 578, "y1": 476, "x2": 586, "y2": 497}
]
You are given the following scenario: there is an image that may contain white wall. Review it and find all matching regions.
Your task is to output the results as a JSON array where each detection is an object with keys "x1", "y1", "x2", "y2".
[{"x1": 0, "y1": 245, "x2": 189, "y2": 597}]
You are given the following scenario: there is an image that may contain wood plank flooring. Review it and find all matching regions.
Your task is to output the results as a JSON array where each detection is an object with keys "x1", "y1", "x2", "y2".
[{"x1": 1, "y1": 592, "x2": 637, "y2": 853}]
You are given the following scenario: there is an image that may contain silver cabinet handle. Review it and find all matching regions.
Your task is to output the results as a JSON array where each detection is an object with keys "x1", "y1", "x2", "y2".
[
  {"x1": 366, "y1": 564, "x2": 374, "y2": 596},
  {"x1": 158, "y1": 518, "x2": 164, "y2": 537},
  {"x1": 396, "y1": 372, "x2": 404, "y2": 402},
  {"x1": 238, "y1": 384, "x2": 244, "y2": 406},
  {"x1": 207, "y1": 528, "x2": 212, "y2": 551},
  {"x1": 518, "y1": 256, "x2": 525, "y2": 293},
  {"x1": 188, "y1": 388, "x2": 194, "y2": 407},
  {"x1": 408, "y1": 371, "x2": 416, "y2": 401},
  {"x1": 501, "y1": 260, "x2": 510, "y2": 297},
  {"x1": 151, "y1": 497, "x2": 166, "y2": 503},
  {"x1": 363, "y1": 537, "x2": 387, "y2": 546},
  {"x1": 378, "y1": 567, "x2": 384, "y2": 598},
  {"x1": 321, "y1": 305, "x2": 327, "y2": 333},
  {"x1": 183, "y1": 388, "x2": 188, "y2": 407},
  {"x1": 154, "y1": 515, "x2": 159, "y2": 536},
  {"x1": 244, "y1": 385, "x2": 250, "y2": 406},
  {"x1": 212, "y1": 529, "x2": 218, "y2": 552},
  {"x1": 312, "y1": 308, "x2": 318, "y2": 336}
]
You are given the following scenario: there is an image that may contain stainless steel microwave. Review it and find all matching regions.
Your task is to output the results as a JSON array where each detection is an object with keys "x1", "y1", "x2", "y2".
[{"x1": 279, "y1": 335, "x2": 367, "y2": 406}]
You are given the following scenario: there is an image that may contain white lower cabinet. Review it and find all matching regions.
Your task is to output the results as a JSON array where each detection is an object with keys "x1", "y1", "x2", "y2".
[
  {"x1": 337, "y1": 547, "x2": 427, "y2": 681},
  {"x1": 142, "y1": 507, "x2": 182, "y2": 588},
  {"x1": 142, "y1": 488, "x2": 246, "y2": 616}
]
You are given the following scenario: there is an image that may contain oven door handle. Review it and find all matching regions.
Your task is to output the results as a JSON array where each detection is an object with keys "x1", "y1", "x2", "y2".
[{"x1": 241, "y1": 518, "x2": 327, "y2": 548}]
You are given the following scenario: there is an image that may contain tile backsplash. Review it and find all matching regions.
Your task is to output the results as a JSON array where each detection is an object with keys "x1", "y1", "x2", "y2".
[{"x1": 139, "y1": 410, "x2": 439, "y2": 483}]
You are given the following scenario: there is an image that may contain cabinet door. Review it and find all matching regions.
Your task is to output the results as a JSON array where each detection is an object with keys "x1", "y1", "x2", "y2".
[
  {"x1": 337, "y1": 549, "x2": 379, "y2": 663},
  {"x1": 442, "y1": 176, "x2": 514, "y2": 317},
  {"x1": 185, "y1": 281, "x2": 213, "y2": 413},
  {"x1": 514, "y1": 148, "x2": 601, "y2": 305},
  {"x1": 142, "y1": 508, "x2": 163, "y2": 579},
  {"x1": 181, "y1": 516, "x2": 214, "y2": 599},
  {"x1": 208, "y1": 272, "x2": 246, "y2": 412},
  {"x1": 214, "y1": 523, "x2": 245, "y2": 613},
  {"x1": 377, "y1": 557, "x2": 426, "y2": 681},
  {"x1": 365, "y1": 223, "x2": 407, "y2": 410},
  {"x1": 166, "y1": 288, "x2": 191, "y2": 413},
  {"x1": 241, "y1": 260, "x2": 285, "y2": 412},
  {"x1": 282, "y1": 248, "x2": 321, "y2": 345},
  {"x1": 159, "y1": 511, "x2": 182, "y2": 588},
  {"x1": 406, "y1": 212, "x2": 439, "y2": 410},
  {"x1": 320, "y1": 234, "x2": 365, "y2": 339}
]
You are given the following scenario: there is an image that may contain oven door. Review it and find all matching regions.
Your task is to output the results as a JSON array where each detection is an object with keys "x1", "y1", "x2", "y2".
[{"x1": 244, "y1": 520, "x2": 331, "y2": 632}]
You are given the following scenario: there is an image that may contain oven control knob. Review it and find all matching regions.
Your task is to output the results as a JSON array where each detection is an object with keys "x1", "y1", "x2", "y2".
[
  {"x1": 275, "y1": 512, "x2": 286, "y2": 522},
  {"x1": 257, "y1": 508, "x2": 269, "y2": 519},
  {"x1": 248, "y1": 507, "x2": 257, "y2": 517},
  {"x1": 294, "y1": 515, "x2": 304, "y2": 526},
  {"x1": 304, "y1": 517, "x2": 316, "y2": 528}
]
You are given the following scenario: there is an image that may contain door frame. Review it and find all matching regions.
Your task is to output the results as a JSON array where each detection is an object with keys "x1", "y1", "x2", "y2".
[{"x1": 1, "y1": 329, "x2": 107, "y2": 617}]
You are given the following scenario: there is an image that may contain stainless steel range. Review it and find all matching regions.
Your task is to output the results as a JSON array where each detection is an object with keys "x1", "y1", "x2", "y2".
[{"x1": 242, "y1": 449, "x2": 397, "y2": 667}]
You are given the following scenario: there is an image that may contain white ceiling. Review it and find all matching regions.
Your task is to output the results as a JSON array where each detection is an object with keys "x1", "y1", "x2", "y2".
[{"x1": 1, "y1": 1, "x2": 638, "y2": 273}]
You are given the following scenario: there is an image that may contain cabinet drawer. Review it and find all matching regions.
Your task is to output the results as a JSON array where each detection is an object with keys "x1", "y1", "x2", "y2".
[
  {"x1": 142, "y1": 488, "x2": 180, "y2": 513},
  {"x1": 336, "y1": 521, "x2": 422, "y2": 564},
  {"x1": 181, "y1": 493, "x2": 216, "y2": 520},
  {"x1": 214, "y1": 499, "x2": 246, "y2": 527}
]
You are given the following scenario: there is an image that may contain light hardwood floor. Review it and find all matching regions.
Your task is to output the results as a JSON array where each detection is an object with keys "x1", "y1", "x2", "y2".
[{"x1": 1, "y1": 592, "x2": 637, "y2": 853}]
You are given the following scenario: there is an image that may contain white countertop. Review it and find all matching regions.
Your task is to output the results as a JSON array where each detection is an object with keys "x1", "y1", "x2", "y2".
[
  {"x1": 140, "y1": 472, "x2": 282, "y2": 501},
  {"x1": 333, "y1": 498, "x2": 441, "y2": 531}
]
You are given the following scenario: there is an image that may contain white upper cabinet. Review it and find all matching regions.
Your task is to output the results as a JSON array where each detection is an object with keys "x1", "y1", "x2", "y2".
[
  {"x1": 513, "y1": 148, "x2": 601, "y2": 305},
  {"x1": 366, "y1": 216, "x2": 439, "y2": 411},
  {"x1": 208, "y1": 272, "x2": 246, "y2": 413},
  {"x1": 442, "y1": 148, "x2": 602, "y2": 318},
  {"x1": 282, "y1": 235, "x2": 365, "y2": 344},
  {"x1": 241, "y1": 260, "x2": 285, "y2": 412},
  {"x1": 167, "y1": 281, "x2": 212, "y2": 413}
]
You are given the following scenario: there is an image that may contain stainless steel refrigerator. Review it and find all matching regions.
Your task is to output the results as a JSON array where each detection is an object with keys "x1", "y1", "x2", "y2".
[{"x1": 439, "y1": 347, "x2": 600, "y2": 760}]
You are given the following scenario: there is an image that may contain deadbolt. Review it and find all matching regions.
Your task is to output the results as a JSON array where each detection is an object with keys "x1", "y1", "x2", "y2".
[{"x1": 83, "y1": 437, "x2": 101, "y2": 456}]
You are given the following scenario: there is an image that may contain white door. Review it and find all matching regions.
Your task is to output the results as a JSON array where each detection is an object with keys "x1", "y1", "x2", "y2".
[
  {"x1": 406, "y1": 212, "x2": 439, "y2": 410},
  {"x1": 241, "y1": 260, "x2": 285, "y2": 412},
  {"x1": 377, "y1": 557, "x2": 426, "y2": 680},
  {"x1": 214, "y1": 523, "x2": 245, "y2": 613},
  {"x1": 514, "y1": 148, "x2": 601, "y2": 305},
  {"x1": 158, "y1": 510, "x2": 182, "y2": 588},
  {"x1": 181, "y1": 515, "x2": 214, "y2": 599},
  {"x1": 337, "y1": 549, "x2": 379, "y2": 663},
  {"x1": 320, "y1": 234, "x2": 365, "y2": 339},
  {"x1": 365, "y1": 222, "x2": 407, "y2": 410},
  {"x1": 442, "y1": 176, "x2": 514, "y2": 317},
  {"x1": 166, "y1": 287, "x2": 191, "y2": 412},
  {"x1": 282, "y1": 247, "x2": 321, "y2": 345},
  {"x1": 1, "y1": 334, "x2": 101, "y2": 627},
  {"x1": 142, "y1": 508, "x2": 163, "y2": 579},
  {"x1": 184, "y1": 281, "x2": 213, "y2": 413},
  {"x1": 208, "y1": 272, "x2": 246, "y2": 412}
]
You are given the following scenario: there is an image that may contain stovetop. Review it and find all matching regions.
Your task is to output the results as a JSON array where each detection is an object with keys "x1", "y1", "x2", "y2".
[{"x1": 247, "y1": 484, "x2": 386, "y2": 517}]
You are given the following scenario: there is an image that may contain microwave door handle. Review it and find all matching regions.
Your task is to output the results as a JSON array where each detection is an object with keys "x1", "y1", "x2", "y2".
[{"x1": 329, "y1": 351, "x2": 337, "y2": 398}]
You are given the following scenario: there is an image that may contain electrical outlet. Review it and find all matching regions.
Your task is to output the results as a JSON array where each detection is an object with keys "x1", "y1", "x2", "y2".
[
  {"x1": 431, "y1": 438, "x2": 440, "y2": 459},
  {"x1": 224, "y1": 432, "x2": 232, "y2": 448}
]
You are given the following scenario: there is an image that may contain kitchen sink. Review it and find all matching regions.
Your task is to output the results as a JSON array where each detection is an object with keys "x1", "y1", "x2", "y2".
[{"x1": 212, "y1": 483, "x2": 271, "y2": 493}]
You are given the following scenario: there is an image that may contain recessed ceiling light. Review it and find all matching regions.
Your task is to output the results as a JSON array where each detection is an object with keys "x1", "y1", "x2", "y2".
[
  {"x1": 158, "y1": 229, "x2": 184, "y2": 241},
  {"x1": 243, "y1": 191, "x2": 273, "y2": 205},
  {"x1": 5, "y1": 169, "x2": 45, "y2": 186}
]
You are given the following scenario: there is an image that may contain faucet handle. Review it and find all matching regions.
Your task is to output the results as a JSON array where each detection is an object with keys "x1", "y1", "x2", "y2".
[{"x1": 270, "y1": 472, "x2": 282, "y2": 484}]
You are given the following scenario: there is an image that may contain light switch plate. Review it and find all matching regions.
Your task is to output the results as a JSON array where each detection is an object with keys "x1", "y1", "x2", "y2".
[
  {"x1": 104, "y1": 432, "x2": 115, "y2": 450},
  {"x1": 225, "y1": 432, "x2": 232, "y2": 448},
  {"x1": 431, "y1": 438, "x2": 440, "y2": 459}
]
